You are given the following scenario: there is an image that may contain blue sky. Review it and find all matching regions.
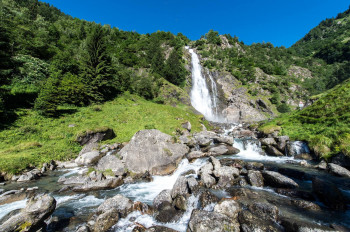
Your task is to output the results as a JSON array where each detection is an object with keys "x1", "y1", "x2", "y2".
[{"x1": 40, "y1": 0, "x2": 349, "y2": 47}]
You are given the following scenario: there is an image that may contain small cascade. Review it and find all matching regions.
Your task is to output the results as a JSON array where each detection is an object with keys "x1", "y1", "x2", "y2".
[
  {"x1": 287, "y1": 141, "x2": 310, "y2": 155},
  {"x1": 187, "y1": 47, "x2": 221, "y2": 122}
]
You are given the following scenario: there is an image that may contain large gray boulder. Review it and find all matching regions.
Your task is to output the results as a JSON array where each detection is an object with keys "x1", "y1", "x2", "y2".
[
  {"x1": 153, "y1": 190, "x2": 172, "y2": 210},
  {"x1": 213, "y1": 135, "x2": 234, "y2": 146},
  {"x1": 171, "y1": 176, "x2": 189, "y2": 199},
  {"x1": 75, "y1": 151, "x2": 101, "y2": 166},
  {"x1": 72, "y1": 177, "x2": 123, "y2": 192},
  {"x1": 97, "y1": 194, "x2": 134, "y2": 217},
  {"x1": 214, "y1": 199, "x2": 240, "y2": 218},
  {"x1": 265, "y1": 145, "x2": 284, "y2": 156},
  {"x1": 327, "y1": 163, "x2": 350, "y2": 178},
  {"x1": 119, "y1": 130, "x2": 189, "y2": 175},
  {"x1": 260, "y1": 138, "x2": 277, "y2": 146},
  {"x1": 0, "y1": 194, "x2": 56, "y2": 232},
  {"x1": 207, "y1": 144, "x2": 240, "y2": 156},
  {"x1": 187, "y1": 151, "x2": 206, "y2": 161},
  {"x1": 187, "y1": 209, "x2": 240, "y2": 232},
  {"x1": 262, "y1": 171, "x2": 299, "y2": 189},
  {"x1": 96, "y1": 155, "x2": 125, "y2": 176}
]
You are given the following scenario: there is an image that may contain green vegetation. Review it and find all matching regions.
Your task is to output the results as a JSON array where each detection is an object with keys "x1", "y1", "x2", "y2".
[
  {"x1": 0, "y1": 93, "x2": 207, "y2": 174},
  {"x1": 259, "y1": 79, "x2": 350, "y2": 158}
]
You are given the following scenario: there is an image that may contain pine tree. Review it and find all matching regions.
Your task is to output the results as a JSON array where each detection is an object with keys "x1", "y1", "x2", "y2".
[
  {"x1": 164, "y1": 49, "x2": 186, "y2": 86},
  {"x1": 80, "y1": 24, "x2": 114, "y2": 102}
]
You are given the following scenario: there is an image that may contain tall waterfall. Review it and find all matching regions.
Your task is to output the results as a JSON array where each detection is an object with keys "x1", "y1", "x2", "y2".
[{"x1": 188, "y1": 48, "x2": 220, "y2": 122}]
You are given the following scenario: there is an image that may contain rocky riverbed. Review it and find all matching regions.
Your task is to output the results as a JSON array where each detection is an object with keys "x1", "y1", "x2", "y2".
[{"x1": 0, "y1": 123, "x2": 350, "y2": 232}]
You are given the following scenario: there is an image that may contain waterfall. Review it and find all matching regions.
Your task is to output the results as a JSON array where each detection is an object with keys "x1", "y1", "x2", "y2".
[{"x1": 187, "y1": 48, "x2": 220, "y2": 122}]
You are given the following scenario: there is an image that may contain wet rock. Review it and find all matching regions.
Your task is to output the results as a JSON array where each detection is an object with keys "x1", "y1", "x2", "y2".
[
  {"x1": 76, "y1": 225, "x2": 90, "y2": 232},
  {"x1": 233, "y1": 129, "x2": 255, "y2": 139},
  {"x1": 312, "y1": 177, "x2": 347, "y2": 210},
  {"x1": 187, "y1": 209, "x2": 240, "y2": 232},
  {"x1": 153, "y1": 190, "x2": 172, "y2": 210},
  {"x1": 262, "y1": 171, "x2": 299, "y2": 189},
  {"x1": 93, "y1": 208, "x2": 119, "y2": 232},
  {"x1": 207, "y1": 144, "x2": 240, "y2": 156},
  {"x1": 0, "y1": 194, "x2": 56, "y2": 232},
  {"x1": 56, "y1": 161, "x2": 78, "y2": 169},
  {"x1": 199, "y1": 190, "x2": 220, "y2": 208},
  {"x1": 277, "y1": 168, "x2": 308, "y2": 180},
  {"x1": 72, "y1": 177, "x2": 123, "y2": 192},
  {"x1": 155, "y1": 207, "x2": 184, "y2": 223},
  {"x1": 178, "y1": 135, "x2": 196, "y2": 147},
  {"x1": 327, "y1": 163, "x2": 350, "y2": 178},
  {"x1": 182, "y1": 121, "x2": 191, "y2": 132},
  {"x1": 213, "y1": 135, "x2": 234, "y2": 146},
  {"x1": 238, "y1": 210, "x2": 282, "y2": 232},
  {"x1": 265, "y1": 145, "x2": 284, "y2": 156},
  {"x1": 290, "y1": 199, "x2": 321, "y2": 211},
  {"x1": 75, "y1": 151, "x2": 102, "y2": 167},
  {"x1": 248, "y1": 202, "x2": 279, "y2": 221},
  {"x1": 119, "y1": 130, "x2": 189, "y2": 175},
  {"x1": 275, "y1": 189, "x2": 315, "y2": 201},
  {"x1": 199, "y1": 163, "x2": 216, "y2": 188},
  {"x1": 276, "y1": 136, "x2": 289, "y2": 152},
  {"x1": 187, "y1": 151, "x2": 206, "y2": 161},
  {"x1": 193, "y1": 131, "x2": 218, "y2": 147},
  {"x1": 97, "y1": 194, "x2": 134, "y2": 217},
  {"x1": 294, "y1": 153, "x2": 313, "y2": 160},
  {"x1": 280, "y1": 216, "x2": 336, "y2": 232},
  {"x1": 245, "y1": 162, "x2": 264, "y2": 170},
  {"x1": 316, "y1": 160, "x2": 328, "y2": 170},
  {"x1": 0, "y1": 190, "x2": 26, "y2": 205},
  {"x1": 187, "y1": 177, "x2": 199, "y2": 193},
  {"x1": 260, "y1": 138, "x2": 277, "y2": 146},
  {"x1": 17, "y1": 170, "x2": 40, "y2": 182},
  {"x1": 96, "y1": 155, "x2": 125, "y2": 176},
  {"x1": 247, "y1": 170, "x2": 264, "y2": 187},
  {"x1": 173, "y1": 195, "x2": 187, "y2": 210},
  {"x1": 214, "y1": 198, "x2": 240, "y2": 218},
  {"x1": 171, "y1": 176, "x2": 189, "y2": 199}
]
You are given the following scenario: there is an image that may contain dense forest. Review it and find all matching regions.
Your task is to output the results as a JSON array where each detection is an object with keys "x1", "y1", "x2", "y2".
[{"x1": 0, "y1": 0, "x2": 190, "y2": 121}]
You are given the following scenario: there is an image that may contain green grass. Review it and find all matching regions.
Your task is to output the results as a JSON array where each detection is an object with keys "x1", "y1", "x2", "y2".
[
  {"x1": 259, "y1": 79, "x2": 350, "y2": 159},
  {"x1": 0, "y1": 93, "x2": 207, "y2": 174}
]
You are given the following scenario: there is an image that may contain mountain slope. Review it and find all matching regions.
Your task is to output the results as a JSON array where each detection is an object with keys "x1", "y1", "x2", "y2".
[{"x1": 259, "y1": 79, "x2": 350, "y2": 158}]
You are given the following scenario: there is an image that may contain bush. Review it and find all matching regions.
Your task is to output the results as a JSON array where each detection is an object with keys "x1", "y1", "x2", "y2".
[{"x1": 277, "y1": 103, "x2": 291, "y2": 113}]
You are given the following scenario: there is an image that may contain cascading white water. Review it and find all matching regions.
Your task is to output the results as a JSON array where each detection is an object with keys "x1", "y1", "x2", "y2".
[{"x1": 188, "y1": 48, "x2": 220, "y2": 122}]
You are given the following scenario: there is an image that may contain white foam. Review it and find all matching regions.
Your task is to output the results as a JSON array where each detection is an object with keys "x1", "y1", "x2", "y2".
[
  {"x1": 118, "y1": 158, "x2": 206, "y2": 204},
  {"x1": 0, "y1": 199, "x2": 27, "y2": 220}
]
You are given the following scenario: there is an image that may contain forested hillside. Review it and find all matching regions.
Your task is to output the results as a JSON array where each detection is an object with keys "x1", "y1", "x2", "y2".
[{"x1": 0, "y1": 0, "x2": 189, "y2": 121}]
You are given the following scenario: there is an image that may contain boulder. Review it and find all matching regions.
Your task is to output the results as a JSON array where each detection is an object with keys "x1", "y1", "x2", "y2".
[
  {"x1": 260, "y1": 138, "x2": 277, "y2": 146},
  {"x1": 265, "y1": 145, "x2": 284, "y2": 156},
  {"x1": 155, "y1": 207, "x2": 183, "y2": 223},
  {"x1": 187, "y1": 151, "x2": 206, "y2": 161},
  {"x1": 316, "y1": 160, "x2": 328, "y2": 170},
  {"x1": 248, "y1": 202, "x2": 279, "y2": 221},
  {"x1": 187, "y1": 210, "x2": 240, "y2": 232},
  {"x1": 238, "y1": 210, "x2": 282, "y2": 232},
  {"x1": 0, "y1": 190, "x2": 27, "y2": 206},
  {"x1": 0, "y1": 194, "x2": 56, "y2": 232},
  {"x1": 312, "y1": 177, "x2": 347, "y2": 210},
  {"x1": 17, "y1": 170, "x2": 39, "y2": 182},
  {"x1": 93, "y1": 209, "x2": 119, "y2": 232},
  {"x1": 330, "y1": 153, "x2": 350, "y2": 169},
  {"x1": 199, "y1": 190, "x2": 219, "y2": 209},
  {"x1": 187, "y1": 177, "x2": 199, "y2": 193},
  {"x1": 213, "y1": 135, "x2": 234, "y2": 146},
  {"x1": 119, "y1": 130, "x2": 189, "y2": 175},
  {"x1": 207, "y1": 145, "x2": 240, "y2": 156},
  {"x1": 145, "y1": 226, "x2": 179, "y2": 232},
  {"x1": 75, "y1": 151, "x2": 101, "y2": 166},
  {"x1": 247, "y1": 170, "x2": 264, "y2": 187},
  {"x1": 327, "y1": 163, "x2": 350, "y2": 178},
  {"x1": 294, "y1": 153, "x2": 313, "y2": 160},
  {"x1": 96, "y1": 155, "x2": 125, "y2": 176},
  {"x1": 59, "y1": 175, "x2": 90, "y2": 185},
  {"x1": 97, "y1": 194, "x2": 134, "y2": 218},
  {"x1": 153, "y1": 190, "x2": 172, "y2": 210},
  {"x1": 72, "y1": 177, "x2": 123, "y2": 192},
  {"x1": 233, "y1": 129, "x2": 255, "y2": 138},
  {"x1": 213, "y1": 199, "x2": 240, "y2": 218},
  {"x1": 276, "y1": 136, "x2": 289, "y2": 152},
  {"x1": 173, "y1": 195, "x2": 187, "y2": 211},
  {"x1": 290, "y1": 199, "x2": 321, "y2": 211},
  {"x1": 76, "y1": 128, "x2": 115, "y2": 146},
  {"x1": 171, "y1": 176, "x2": 189, "y2": 199},
  {"x1": 262, "y1": 171, "x2": 299, "y2": 189}
]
